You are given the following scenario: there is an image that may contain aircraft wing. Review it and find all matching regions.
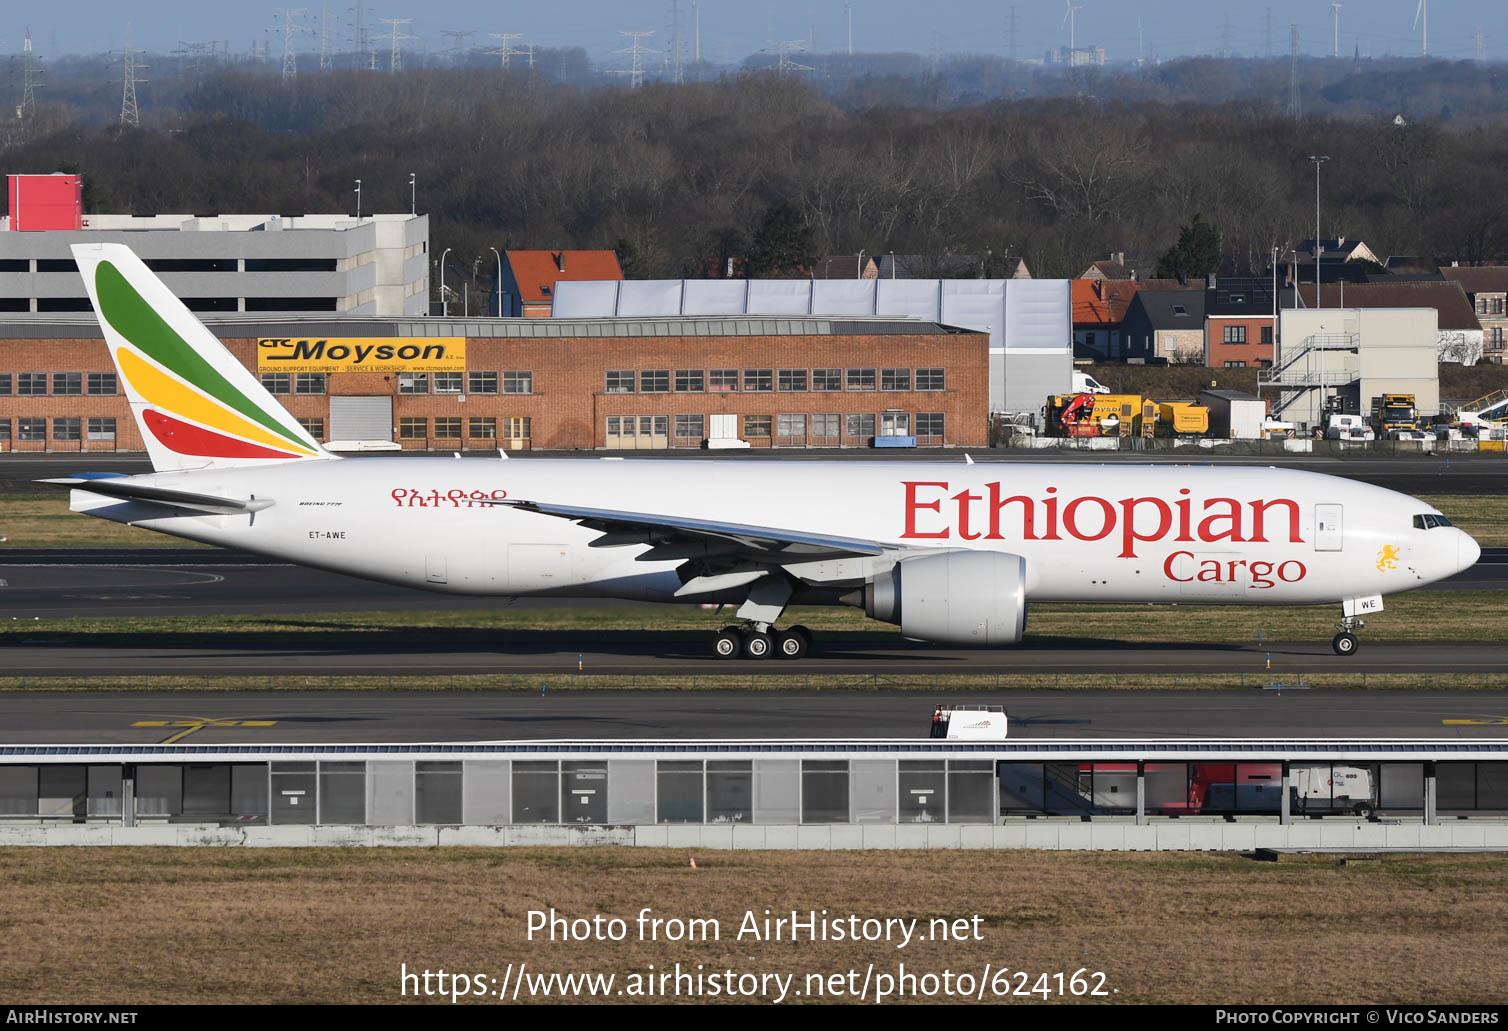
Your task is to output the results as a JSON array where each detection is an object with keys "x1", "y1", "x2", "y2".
[
  {"x1": 496, "y1": 498, "x2": 888, "y2": 563},
  {"x1": 40, "y1": 477, "x2": 275, "y2": 516}
]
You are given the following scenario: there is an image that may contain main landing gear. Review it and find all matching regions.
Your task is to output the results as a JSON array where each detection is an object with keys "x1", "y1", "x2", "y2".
[
  {"x1": 713, "y1": 624, "x2": 812, "y2": 660},
  {"x1": 1332, "y1": 615, "x2": 1364, "y2": 656}
]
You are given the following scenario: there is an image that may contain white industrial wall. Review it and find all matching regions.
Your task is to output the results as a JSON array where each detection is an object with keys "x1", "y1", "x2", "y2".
[{"x1": 551, "y1": 277, "x2": 1072, "y2": 414}]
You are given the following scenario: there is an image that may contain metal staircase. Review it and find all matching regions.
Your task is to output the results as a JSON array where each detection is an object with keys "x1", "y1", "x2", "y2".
[{"x1": 1259, "y1": 332, "x2": 1359, "y2": 419}]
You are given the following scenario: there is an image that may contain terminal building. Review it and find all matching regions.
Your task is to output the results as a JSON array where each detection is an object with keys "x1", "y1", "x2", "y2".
[{"x1": 0, "y1": 315, "x2": 989, "y2": 451}]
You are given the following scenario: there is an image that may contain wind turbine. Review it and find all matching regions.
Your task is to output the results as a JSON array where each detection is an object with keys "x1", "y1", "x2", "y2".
[
  {"x1": 1412, "y1": 0, "x2": 1427, "y2": 56},
  {"x1": 1062, "y1": 0, "x2": 1082, "y2": 57},
  {"x1": 1331, "y1": 2, "x2": 1341, "y2": 58}
]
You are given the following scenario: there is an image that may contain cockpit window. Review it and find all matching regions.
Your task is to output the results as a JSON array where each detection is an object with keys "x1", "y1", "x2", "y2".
[{"x1": 1413, "y1": 514, "x2": 1454, "y2": 530}]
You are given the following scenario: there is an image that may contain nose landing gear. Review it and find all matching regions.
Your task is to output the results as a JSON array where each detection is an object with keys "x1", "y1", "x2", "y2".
[{"x1": 1332, "y1": 615, "x2": 1364, "y2": 656}]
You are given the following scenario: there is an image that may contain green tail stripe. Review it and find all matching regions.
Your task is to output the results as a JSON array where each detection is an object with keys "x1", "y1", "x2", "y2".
[{"x1": 94, "y1": 260, "x2": 309, "y2": 451}]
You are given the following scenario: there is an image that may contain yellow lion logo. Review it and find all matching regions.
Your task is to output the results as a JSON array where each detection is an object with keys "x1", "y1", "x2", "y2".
[{"x1": 1376, "y1": 545, "x2": 1400, "y2": 572}]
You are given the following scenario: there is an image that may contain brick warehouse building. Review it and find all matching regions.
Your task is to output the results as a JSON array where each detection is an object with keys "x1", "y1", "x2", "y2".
[{"x1": 0, "y1": 315, "x2": 988, "y2": 452}]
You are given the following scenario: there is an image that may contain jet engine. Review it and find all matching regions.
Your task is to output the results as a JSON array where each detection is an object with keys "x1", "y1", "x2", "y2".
[{"x1": 860, "y1": 551, "x2": 1027, "y2": 646}]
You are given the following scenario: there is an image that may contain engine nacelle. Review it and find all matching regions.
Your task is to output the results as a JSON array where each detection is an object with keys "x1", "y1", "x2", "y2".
[{"x1": 863, "y1": 550, "x2": 1028, "y2": 646}]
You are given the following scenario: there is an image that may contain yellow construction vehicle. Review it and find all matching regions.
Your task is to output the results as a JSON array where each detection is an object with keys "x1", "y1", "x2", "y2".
[{"x1": 1155, "y1": 401, "x2": 1211, "y2": 436}]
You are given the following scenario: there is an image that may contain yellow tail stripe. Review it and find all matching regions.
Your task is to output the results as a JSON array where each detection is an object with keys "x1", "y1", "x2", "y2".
[{"x1": 116, "y1": 348, "x2": 317, "y2": 457}]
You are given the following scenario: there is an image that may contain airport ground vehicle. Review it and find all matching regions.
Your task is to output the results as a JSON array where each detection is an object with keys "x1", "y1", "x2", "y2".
[
  {"x1": 1372, "y1": 393, "x2": 1421, "y2": 436},
  {"x1": 1072, "y1": 370, "x2": 1111, "y2": 394},
  {"x1": 48, "y1": 244, "x2": 1480, "y2": 659},
  {"x1": 1047, "y1": 393, "x2": 1209, "y2": 437},
  {"x1": 1325, "y1": 414, "x2": 1376, "y2": 441},
  {"x1": 928, "y1": 704, "x2": 1008, "y2": 740}
]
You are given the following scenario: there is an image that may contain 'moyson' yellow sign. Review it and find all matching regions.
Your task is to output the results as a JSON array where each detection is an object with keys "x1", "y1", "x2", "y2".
[{"x1": 257, "y1": 337, "x2": 466, "y2": 373}]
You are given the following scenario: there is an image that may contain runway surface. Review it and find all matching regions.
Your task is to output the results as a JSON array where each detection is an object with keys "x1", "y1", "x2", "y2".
[
  {"x1": 3, "y1": 634, "x2": 1506, "y2": 677},
  {"x1": 3, "y1": 689, "x2": 1507, "y2": 744}
]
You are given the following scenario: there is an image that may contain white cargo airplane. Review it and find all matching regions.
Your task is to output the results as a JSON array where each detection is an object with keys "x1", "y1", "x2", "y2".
[{"x1": 48, "y1": 244, "x2": 1479, "y2": 659}]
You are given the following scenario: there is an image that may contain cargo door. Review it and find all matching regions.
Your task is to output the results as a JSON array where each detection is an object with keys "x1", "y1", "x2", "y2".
[
  {"x1": 1314, "y1": 504, "x2": 1344, "y2": 552},
  {"x1": 426, "y1": 554, "x2": 447, "y2": 584}
]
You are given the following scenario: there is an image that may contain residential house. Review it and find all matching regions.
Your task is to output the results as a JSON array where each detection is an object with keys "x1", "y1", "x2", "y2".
[
  {"x1": 1077, "y1": 252, "x2": 1157, "y2": 283},
  {"x1": 1440, "y1": 266, "x2": 1508, "y2": 364},
  {"x1": 1118, "y1": 288, "x2": 1206, "y2": 364},
  {"x1": 811, "y1": 255, "x2": 879, "y2": 279},
  {"x1": 1071, "y1": 279, "x2": 1139, "y2": 360},
  {"x1": 1204, "y1": 277, "x2": 1295, "y2": 368},
  {"x1": 1295, "y1": 281, "x2": 1485, "y2": 364},
  {"x1": 499, "y1": 250, "x2": 623, "y2": 317}
]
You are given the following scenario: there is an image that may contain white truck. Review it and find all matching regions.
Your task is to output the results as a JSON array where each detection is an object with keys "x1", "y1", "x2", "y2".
[
  {"x1": 1072, "y1": 371, "x2": 1110, "y2": 394},
  {"x1": 929, "y1": 704, "x2": 1008, "y2": 740},
  {"x1": 1324, "y1": 413, "x2": 1375, "y2": 441},
  {"x1": 1289, "y1": 764, "x2": 1375, "y2": 815}
]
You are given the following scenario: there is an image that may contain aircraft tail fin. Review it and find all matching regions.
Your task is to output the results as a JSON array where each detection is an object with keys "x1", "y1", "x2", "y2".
[{"x1": 71, "y1": 243, "x2": 332, "y2": 472}]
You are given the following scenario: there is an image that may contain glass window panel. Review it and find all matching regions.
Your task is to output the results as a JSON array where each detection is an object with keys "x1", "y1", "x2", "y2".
[
  {"x1": 900, "y1": 761, "x2": 947, "y2": 823},
  {"x1": 1145, "y1": 763, "x2": 1189, "y2": 814},
  {"x1": 512, "y1": 762, "x2": 560, "y2": 823},
  {"x1": 947, "y1": 761, "x2": 994, "y2": 823},
  {"x1": 319, "y1": 762, "x2": 366, "y2": 823},
  {"x1": 562, "y1": 762, "x2": 608, "y2": 824},
  {"x1": 997, "y1": 763, "x2": 1044, "y2": 813},
  {"x1": 706, "y1": 761, "x2": 752, "y2": 823},
  {"x1": 801, "y1": 761, "x2": 849, "y2": 824},
  {"x1": 416, "y1": 761, "x2": 463, "y2": 825},
  {"x1": 657, "y1": 761, "x2": 704, "y2": 823},
  {"x1": 1437, "y1": 764, "x2": 1476, "y2": 809}
]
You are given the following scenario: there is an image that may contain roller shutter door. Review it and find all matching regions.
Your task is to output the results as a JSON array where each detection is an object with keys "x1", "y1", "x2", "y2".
[{"x1": 330, "y1": 396, "x2": 393, "y2": 440}]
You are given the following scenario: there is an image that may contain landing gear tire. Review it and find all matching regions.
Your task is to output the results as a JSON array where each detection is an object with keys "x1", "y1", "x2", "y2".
[
  {"x1": 713, "y1": 628, "x2": 742, "y2": 659},
  {"x1": 787, "y1": 624, "x2": 813, "y2": 654},
  {"x1": 743, "y1": 630, "x2": 773, "y2": 659},
  {"x1": 1332, "y1": 631, "x2": 1359, "y2": 657},
  {"x1": 775, "y1": 628, "x2": 809, "y2": 660}
]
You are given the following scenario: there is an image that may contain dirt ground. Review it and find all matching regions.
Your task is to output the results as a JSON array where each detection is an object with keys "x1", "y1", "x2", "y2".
[{"x1": 1, "y1": 847, "x2": 1505, "y2": 1005}]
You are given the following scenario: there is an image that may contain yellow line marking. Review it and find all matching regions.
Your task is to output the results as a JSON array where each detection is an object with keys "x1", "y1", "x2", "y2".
[
  {"x1": 1443, "y1": 717, "x2": 1508, "y2": 726},
  {"x1": 133, "y1": 716, "x2": 279, "y2": 744}
]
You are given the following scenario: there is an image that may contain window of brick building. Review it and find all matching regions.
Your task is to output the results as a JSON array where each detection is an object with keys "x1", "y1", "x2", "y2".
[
  {"x1": 743, "y1": 369, "x2": 773, "y2": 392},
  {"x1": 469, "y1": 371, "x2": 499, "y2": 394},
  {"x1": 675, "y1": 369, "x2": 704, "y2": 392},
  {"x1": 880, "y1": 368, "x2": 910, "y2": 391},
  {"x1": 778, "y1": 369, "x2": 807, "y2": 392},
  {"x1": 813, "y1": 368, "x2": 841, "y2": 391},
  {"x1": 846, "y1": 368, "x2": 876, "y2": 391},
  {"x1": 469, "y1": 417, "x2": 497, "y2": 439},
  {"x1": 399, "y1": 418, "x2": 428, "y2": 439},
  {"x1": 52, "y1": 373, "x2": 82, "y2": 395},
  {"x1": 502, "y1": 371, "x2": 533, "y2": 394},
  {"x1": 87, "y1": 372, "x2": 117, "y2": 395},
  {"x1": 434, "y1": 417, "x2": 462, "y2": 439},
  {"x1": 744, "y1": 415, "x2": 772, "y2": 437}
]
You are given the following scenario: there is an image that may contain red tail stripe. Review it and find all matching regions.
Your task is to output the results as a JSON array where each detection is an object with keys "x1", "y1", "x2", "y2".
[{"x1": 143, "y1": 409, "x2": 302, "y2": 460}]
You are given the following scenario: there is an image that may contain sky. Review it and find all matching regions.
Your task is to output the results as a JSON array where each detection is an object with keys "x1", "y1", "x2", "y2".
[{"x1": 12, "y1": 1, "x2": 1506, "y2": 66}]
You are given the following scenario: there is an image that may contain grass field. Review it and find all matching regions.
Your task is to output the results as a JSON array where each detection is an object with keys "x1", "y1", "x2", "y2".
[
  {"x1": 1, "y1": 847, "x2": 1505, "y2": 1005},
  {"x1": 0, "y1": 492, "x2": 1503, "y2": 548}
]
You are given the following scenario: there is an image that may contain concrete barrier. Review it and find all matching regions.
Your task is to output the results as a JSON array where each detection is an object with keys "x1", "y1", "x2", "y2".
[{"x1": 7, "y1": 821, "x2": 1508, "y2": 851}]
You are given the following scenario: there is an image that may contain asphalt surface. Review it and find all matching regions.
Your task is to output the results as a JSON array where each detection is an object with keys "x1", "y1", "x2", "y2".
[
  {"x1": 3, "y1": 689, "x2": 1506, "y2": 744},
  {"x1": 3, "y1": 634, "x2": 1506, "y2": 677}
]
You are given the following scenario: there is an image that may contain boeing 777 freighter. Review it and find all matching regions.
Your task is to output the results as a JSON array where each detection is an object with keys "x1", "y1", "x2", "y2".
[{"x1": 45, "y1": 244, "x2": 1480, "y2": 659}]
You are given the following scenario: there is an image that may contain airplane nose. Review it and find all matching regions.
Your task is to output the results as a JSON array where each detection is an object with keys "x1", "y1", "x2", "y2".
[{"x1": 1459, "y1": 531, "x2": 1482, "y2": 574}]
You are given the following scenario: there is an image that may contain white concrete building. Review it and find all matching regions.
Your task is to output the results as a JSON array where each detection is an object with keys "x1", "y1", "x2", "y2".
[{"x1": 0, "y1": 212, "x2": 429, "y2": 316}]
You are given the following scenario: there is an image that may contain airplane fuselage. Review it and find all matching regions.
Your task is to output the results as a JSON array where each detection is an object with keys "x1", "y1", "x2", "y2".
[{"x1": 71, "y1": 458, "x2": 1476, "y2": 609}]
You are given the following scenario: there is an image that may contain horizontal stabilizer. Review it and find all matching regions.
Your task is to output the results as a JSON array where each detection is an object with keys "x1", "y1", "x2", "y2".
[{"x1": 40, "y1": 477, "x2": 274, "y2": 516}]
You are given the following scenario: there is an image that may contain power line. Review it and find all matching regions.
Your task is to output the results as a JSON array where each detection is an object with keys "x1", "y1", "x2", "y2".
[
  {"x1": 668, "y1": 1, "x2": 683, "y2": 84},
  {"x1": 1286, "y1": 23, "x2": 1300, "y2": 121},
  {"x1": 486, "y1": 33, "x2": 526, "y2": 68},
  {"x1": 441, "y1": 28, "x2": 475, "y2": 67},
  {"x1": 611, "y1": 29, "x2": 661, "y2": 89},
  {"x1": 378, "y1": 17, "x2": 413, "y2": 73},
  {"x1": 271, "y1": 9, "x2": 308, "y2": 83},
  {"x1": 120, "y1": 22, "x2": 147, "y2": 127},
  {"x1": 20, "y1": 27, "x2": 43, "y2": 116}
]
